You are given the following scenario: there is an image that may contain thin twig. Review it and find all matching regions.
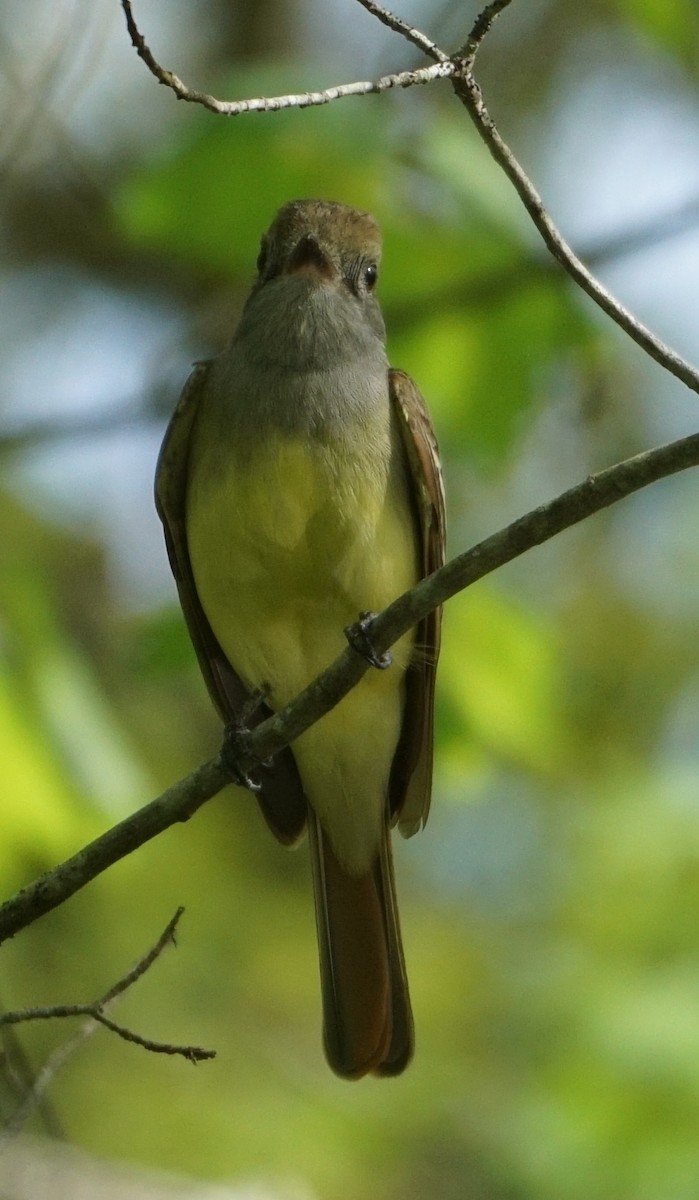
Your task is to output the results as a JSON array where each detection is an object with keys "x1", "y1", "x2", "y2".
[
  {"x1": 353, "y1": 0, "x2": 448, "y2": 62},
  {"x1": 100, "y1": 905, "x2": 183, "y2": 1003},
  {"x1": 450, "y1": 2, "x2": 699, "y2": 395},
  {"x1": 89, "y1": 1012, "x2": 212, "y2": 1062},
  {"x1": 451, "y1": 75, "x2": 699, "y2": 394},
  {"x1": 0, "y1": 910, "x2": 213, "y2": 1061},
  {"x1": 120, "y1": 0, "x2": 451, "y2": 114},
  {"x1": 118, "y1": 0, "x2": 699, "y2": 396},
  {"x1": 457, "y1": 0, "x2": 513, "y2": 62},
  {"x1": 1, "y1": 431, "x2": 698, "y2": 946},
  {"x1": 0, "y1": 909, "x2": 213, "y2": 1139}
]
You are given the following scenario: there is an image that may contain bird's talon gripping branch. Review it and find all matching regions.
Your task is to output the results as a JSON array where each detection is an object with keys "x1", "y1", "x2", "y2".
[
  {"x1": 344, "y1": 611, "x2": 393, "y2": 670},
  {"x1": 221, "y1": 723, "x2": 262, "y2": 792}
]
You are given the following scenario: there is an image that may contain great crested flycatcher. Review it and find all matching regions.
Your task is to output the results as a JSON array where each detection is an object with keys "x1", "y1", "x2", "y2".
[{"x1": 156, "y1": 199, "x2": 445, "y2": 1079}]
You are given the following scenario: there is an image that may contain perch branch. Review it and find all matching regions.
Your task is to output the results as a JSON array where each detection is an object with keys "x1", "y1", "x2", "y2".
[{"x1": 1, "y1": 431, "x2": 698, "y2": 945}]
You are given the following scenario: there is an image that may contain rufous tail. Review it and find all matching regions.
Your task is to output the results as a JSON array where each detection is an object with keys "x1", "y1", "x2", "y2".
[{"x1": 308, "y1": 808, "x2": 413, "y2": 1079}]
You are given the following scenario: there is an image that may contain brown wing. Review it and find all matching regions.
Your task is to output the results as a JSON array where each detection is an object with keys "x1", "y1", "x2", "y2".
[
  {"x1": 388, "y1": 368, "x2": 446, "y2": 837},
  {"x1": 155, "y1": 362, "x2": 307, "y2": 845}
]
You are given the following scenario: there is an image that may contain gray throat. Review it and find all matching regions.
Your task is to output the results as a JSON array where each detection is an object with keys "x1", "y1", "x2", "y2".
[{"x1": 208, "y1": 275, "x2": 390, "y2": 443}]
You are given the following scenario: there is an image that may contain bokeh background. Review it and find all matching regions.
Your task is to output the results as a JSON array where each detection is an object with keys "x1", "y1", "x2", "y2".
[{"x1": 3, "y1": 1, "x2": 699, "y2": 1197}]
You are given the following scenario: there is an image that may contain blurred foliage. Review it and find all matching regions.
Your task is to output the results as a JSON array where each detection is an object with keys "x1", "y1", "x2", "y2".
[
  {"x1": 611, "y1": 0, "x2": 699, "y2": 66},
  {"x1": 2, "y1": 1, "x2": 699, "y2": 1199}
]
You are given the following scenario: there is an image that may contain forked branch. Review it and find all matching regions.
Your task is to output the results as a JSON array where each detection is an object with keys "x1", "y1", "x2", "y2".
[
  {"x1": 1, "y1": 910, "x2": 213, "y2": 1138},
  {"x1": 120, "y1": 0, "x2": 699, "y2": 395}
]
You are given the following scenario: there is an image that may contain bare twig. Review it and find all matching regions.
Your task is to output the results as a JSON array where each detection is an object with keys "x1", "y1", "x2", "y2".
[
  {"x1": 0, "y1": 908, "x2": 214, "y2": 1061},
  {"x1": 119, "y1": 0, "x2": 699, "y2": 395},
  {"x1": 98, "y1": 905, "x2": 184, "y2": 1003},
  {"x1": 457, "y1": 0, "x2": 513, "y2": 61},
  {"x1": 0, "y1": 909, "x2": 213, "y2": 1139},
  {"x1": 391, "y1": 195, "x2": 699, "y2": 327},
  {"x1": 450, "y1": 3, "x2": 699, "y2": 394},
  {"x1": 353, "y1": 0, "x2": 448, "y2": 62},
  {"x1": 120, "y1": 0, "x2": 451, "y2": 114},
  {"x1": 1, "y1": 431, "x2": 698, "y2": 945},
  {"x1": 452, "y1": 79, "x2": 699, "y2": 393}
]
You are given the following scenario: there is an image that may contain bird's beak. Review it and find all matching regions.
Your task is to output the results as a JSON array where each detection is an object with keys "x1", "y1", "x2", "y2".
[{"x1": 285, "y1": 233, "x2": 335, "y2": 281}]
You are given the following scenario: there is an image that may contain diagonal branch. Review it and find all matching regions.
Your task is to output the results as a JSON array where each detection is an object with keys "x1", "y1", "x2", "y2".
[
  {"x1": 352, "y1": 0, "x2": 448, "y2": 62},
  {"x1": 450, "y1": 2, "x2": 699, "y2": 395},
  {"x1": 1, "y1": 430, "x2": 698, "y2": 946}
]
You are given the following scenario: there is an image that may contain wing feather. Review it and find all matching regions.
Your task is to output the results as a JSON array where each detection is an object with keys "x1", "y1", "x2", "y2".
[
  {"x1": 388, "y1": 368, "x2": 446, "y2": 836},
  {"x1": 155, "y1": 363, "x2": 307, "y2": 845}
]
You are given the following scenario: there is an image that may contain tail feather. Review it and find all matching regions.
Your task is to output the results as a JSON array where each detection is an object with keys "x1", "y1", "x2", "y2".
[{"x1": 308, "y1": 809, "x2": 414, "y2": 1079}]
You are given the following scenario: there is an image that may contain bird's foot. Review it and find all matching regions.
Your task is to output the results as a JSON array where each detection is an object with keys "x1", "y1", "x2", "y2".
[
  {"x1": 221, "y1": 713, "x2": 264, "y2": 793},
  {"x1": 344, "y1": 611, "x2": 392, "y2": 670}
]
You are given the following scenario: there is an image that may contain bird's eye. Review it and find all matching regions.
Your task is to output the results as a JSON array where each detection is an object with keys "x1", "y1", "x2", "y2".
[{"x1": 363, "y1": 263, "x2": 378, "y2": 290}]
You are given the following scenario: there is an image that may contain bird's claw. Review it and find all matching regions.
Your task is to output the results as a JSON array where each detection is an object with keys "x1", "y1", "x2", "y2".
[
  {"x1": 344, "y1": 611, "x2": 392, "y2": 670},
  {"x1": 221, "y1": 722, "x2": 262, "y2": 793}
]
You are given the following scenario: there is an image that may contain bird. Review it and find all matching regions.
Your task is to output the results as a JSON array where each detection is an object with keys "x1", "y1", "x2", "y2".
[{"x1": 155, "y1": 199, "x2": 445, "y2": 1078}]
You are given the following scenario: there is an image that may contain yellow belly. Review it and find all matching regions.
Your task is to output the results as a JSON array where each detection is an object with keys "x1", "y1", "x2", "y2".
[{"x1": 186, "y1": 432, "x2": 417, "y2": 873}]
